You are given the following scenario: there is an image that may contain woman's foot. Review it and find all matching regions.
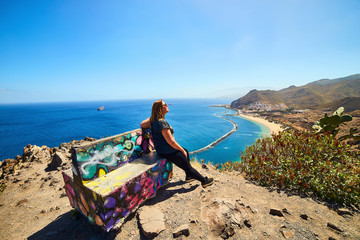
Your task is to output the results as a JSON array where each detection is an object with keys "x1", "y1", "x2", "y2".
[
  {"x1": 185, "y1": 176, "x2": 196, "y2": 183},
  {"x1": 202, "y1": 177, "x2": 214, "y2": 188}
]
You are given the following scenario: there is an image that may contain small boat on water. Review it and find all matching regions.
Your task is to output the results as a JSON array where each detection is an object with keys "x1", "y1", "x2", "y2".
[{"x1": 97, "y1": 106, "x2": 104, "y2": 111}]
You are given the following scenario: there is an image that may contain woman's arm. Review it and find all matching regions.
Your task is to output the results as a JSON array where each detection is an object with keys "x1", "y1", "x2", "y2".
[
  {"x1": 161, "y1": 128, "x2": 187, "y2": 158},
  {"x1": 140, "y1": 117, "x2": 151, "y2": 129}
]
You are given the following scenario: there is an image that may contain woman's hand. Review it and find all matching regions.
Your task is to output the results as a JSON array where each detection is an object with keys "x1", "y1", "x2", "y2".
[{"x1": 181, "y1": 149, "x2": 188, "y2": 158}]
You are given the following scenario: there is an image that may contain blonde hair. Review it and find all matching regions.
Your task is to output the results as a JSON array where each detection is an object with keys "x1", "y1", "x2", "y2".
[{"x1": 150, "y1": 99, "x2": 165, "y2": 122}]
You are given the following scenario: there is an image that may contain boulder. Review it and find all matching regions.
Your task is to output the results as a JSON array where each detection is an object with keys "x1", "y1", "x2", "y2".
[
  {"x1": 173, "y1": 224, "x2": 190, "y2": 238},
  {"x1": 22, "y1": 145, "x2": 39, "y2": 162},
  {"x1": 48, "y1": 152, "x2": 67, "y2": 170},
  {"x1": 38, "y1": 146, "x2": 51, "y2": 160},
  {"x1": 244, "y1": 219, "x2": 252, "y2": 228},
  {"x1": 336, "y1": 208, "x2": 353, "y2": 216},
  {"x1": 201, "y1": 198, "x2": 245, "y2": 236},
  {"x1": 220, "y1": 226, "x2": 235, "y2": 239},
  {"x1": 84, "y1": 136, "x2": 96, "y2": 142},
  {"x1": 327, "y1": 222, "x2": 344, "y2": 233},
  {"x1": 202, "y1": 163, "x2": 209, "y2": 169},
  {"x1": 280, "y1": 227, "x2": 294, "y2": 239},
  {"x1": 22, "y1": 145, "x2": 51, "y2": 163},
  {"x1": 269, "y1": 208, "x2": 284, "y2": 217},
  {"x1": 138, "y1": 206, "x2": 165, "y2": 238},
  {"x1": 1, "y1": 158, "x2": 19, "y2": 177},
  {"x1": 59, "y1": 142, "x2": 72, "y2": 150},
  {"x1": 300, "y1": 213, "x2": 309, "y2": 220}
]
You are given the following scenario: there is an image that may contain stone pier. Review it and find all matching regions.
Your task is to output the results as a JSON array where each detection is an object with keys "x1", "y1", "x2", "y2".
[{"x1": 189, "y1": 115, "x2": 238, "y2": 155}]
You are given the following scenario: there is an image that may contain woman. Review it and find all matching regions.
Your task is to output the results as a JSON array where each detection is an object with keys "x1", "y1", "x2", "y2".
[{"x1": 140, "y1": 99, "x2": 214, "y2": 188}]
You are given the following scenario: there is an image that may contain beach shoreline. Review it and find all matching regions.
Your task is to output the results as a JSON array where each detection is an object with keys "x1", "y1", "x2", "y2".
[{"x1": 235, "y1": 111, "x2": 283, "y2": 135}]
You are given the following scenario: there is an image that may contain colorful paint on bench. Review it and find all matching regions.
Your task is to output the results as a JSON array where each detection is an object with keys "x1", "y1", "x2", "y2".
[
  {"x1": 62, "y1": 128, "x2": 174, "y2": 231},
  {"x1": 75, "y1": 129, "x2": 154, "y2": 181},
  {"x1": 63, "y1": 158, "x2": 172, "y2": 231}
]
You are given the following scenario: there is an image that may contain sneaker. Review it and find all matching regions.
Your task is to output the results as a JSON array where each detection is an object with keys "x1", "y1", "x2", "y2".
[
  {"x1": 202, "y1": 177, "x2": 214, "y2": 188},
  {"x1": 185, "y1": 176, "x2": 196, "y2": 183}
]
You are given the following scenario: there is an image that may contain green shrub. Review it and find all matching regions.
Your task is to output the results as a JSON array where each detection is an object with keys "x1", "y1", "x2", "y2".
[{"x1": 222, "y1": 130, "x2": 360, "y2": 207}]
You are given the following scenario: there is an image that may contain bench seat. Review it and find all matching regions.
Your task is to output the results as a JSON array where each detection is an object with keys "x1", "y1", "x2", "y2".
[{"x1": 83, "y1": 152, "x2": 161, "y2": 196}]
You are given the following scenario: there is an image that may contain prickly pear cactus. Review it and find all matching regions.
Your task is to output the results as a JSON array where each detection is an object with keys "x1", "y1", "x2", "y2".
[
  {"x1": 313, "y1": 107, "x2": 359, "y2": 141},
  {"x1": 339, "y1": 127, "x2": 360, "y2": 141}
]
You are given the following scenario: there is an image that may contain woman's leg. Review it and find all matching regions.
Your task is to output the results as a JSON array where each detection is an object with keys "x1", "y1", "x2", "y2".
[
  {"x1": 161, "y1": 150, "x2": 206, "y2": 183},
  {"x1": 183, "y1": 148, "x2": 195, "y2": 181}
]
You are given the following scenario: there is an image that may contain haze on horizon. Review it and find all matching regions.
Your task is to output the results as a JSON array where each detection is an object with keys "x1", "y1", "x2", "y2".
[{"x1": 1, "y1": 0, "x2": 359, "y2": 104}]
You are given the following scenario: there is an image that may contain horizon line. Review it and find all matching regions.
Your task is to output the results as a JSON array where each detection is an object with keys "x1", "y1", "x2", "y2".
[{"x1": 0, "y1": 97, "x2": 234, "y2": 105}]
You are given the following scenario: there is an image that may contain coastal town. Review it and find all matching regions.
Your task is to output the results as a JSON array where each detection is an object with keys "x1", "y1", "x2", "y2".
[{"x1": 244, "y1": 101, "x2": 289, "y2": 112}]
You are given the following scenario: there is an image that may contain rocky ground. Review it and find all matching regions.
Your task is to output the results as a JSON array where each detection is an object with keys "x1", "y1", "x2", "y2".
[{"x1": 0, "y1": 140, "x2": 360, "y2": 240}]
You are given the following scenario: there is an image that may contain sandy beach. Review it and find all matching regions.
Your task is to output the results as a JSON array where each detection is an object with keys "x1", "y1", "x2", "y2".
[{"x1": 237, "y1": 112, "x2": 283, "y2": 135}]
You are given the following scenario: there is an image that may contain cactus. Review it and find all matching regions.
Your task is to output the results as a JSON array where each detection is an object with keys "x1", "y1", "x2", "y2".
[
  {"x1": 313, "y1": 107, "x2": 359, "y2": 141},
  {"x1": 313, "y1": 107, "x2": 352, "y2": 136},
  {"x1": 339, "y1": 128, "x2": 360, "y2": 141}
]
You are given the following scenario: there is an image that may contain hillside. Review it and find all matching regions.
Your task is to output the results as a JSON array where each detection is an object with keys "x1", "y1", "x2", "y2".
[
  {"x1": 230, "y1": 74, "x2": 360, "y2": 109},
  {"x1": 316, "y1": 97, "x2": 360, "y2": 112},
  {"x1": 1, "y1": 140, "x2": 360, "y2": 239}
]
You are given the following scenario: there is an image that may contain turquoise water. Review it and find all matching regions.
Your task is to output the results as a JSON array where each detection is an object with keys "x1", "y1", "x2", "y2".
[
  {"x1": 0, "y1": 99, "x2": 267, "y2": 163},
  {"x1": 191, "y1": 111, "x2": 270, "y2": 165}
]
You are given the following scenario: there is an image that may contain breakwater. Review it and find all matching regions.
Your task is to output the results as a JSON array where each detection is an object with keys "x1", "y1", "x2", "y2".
[{"x1": 189, "y1": 115, "x2": 238, "y2": 155}]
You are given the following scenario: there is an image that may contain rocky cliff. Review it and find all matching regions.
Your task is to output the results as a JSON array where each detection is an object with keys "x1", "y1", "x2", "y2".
[{"x1": 0, "y1": 140, "x2": 360, "y2": 239}]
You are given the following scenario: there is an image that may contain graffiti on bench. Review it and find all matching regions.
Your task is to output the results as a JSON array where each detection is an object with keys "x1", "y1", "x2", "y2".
[
  {"x1": 76, "y1": 129, "x2": 154, "y2": 181},
  {"x1": 63, "y1": 129, "x2": 173, "y2": 231}
]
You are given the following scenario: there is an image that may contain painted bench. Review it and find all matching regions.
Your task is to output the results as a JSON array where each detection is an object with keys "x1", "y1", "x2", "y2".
[{"x1": 62, "y1": 128, "x2": 173, "y2": 231}]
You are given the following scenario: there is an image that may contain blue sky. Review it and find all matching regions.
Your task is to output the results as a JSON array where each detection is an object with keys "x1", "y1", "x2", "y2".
[{"x1": 1, "y1": 0, "x2": 359, "y2": 103}]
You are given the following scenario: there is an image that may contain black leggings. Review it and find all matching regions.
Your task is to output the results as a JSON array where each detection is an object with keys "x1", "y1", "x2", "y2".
[{"x1": 159, "y1": 148, "x2": 206, "y2": 184}]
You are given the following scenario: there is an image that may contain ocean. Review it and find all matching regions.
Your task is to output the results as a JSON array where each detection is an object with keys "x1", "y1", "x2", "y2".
[{"x1": 0, "y1": 99, "x2": 268, "y2": 164}]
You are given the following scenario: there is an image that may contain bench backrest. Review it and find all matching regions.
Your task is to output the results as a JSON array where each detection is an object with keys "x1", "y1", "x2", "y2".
[{"x1": 71, "y1": 128, "x2": 154, "y2": 183}]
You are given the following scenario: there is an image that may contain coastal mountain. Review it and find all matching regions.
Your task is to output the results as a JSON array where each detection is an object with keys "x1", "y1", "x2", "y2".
[{"x1": 230, "y1": 74, "x2": 360, "y2": 110}]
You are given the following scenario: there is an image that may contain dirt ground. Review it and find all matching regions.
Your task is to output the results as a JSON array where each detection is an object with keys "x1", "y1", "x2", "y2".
[{"x1": 0, "y1": 154, "x2": 359, "y2": 240}]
